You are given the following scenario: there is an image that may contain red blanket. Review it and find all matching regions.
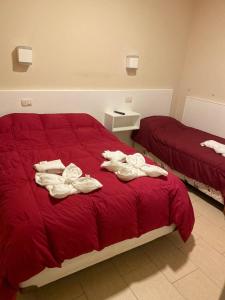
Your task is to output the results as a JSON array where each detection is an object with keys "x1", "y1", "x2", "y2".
[
  {"x1": 132, "y1": 115, "x2": 225, "y2": 200},
  {"x1": 0, "y1": 113, "x2": 194, "y2": 299}
]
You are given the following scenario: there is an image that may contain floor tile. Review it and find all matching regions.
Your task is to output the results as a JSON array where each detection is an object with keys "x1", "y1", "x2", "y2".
[
  {"x1": 167, "y1": 231, "x2": 198, "y2": 250},
  {"x1": 17, "y1": 292, "x2": 37, "y2": 300},
  {"x1": 219, "y1": 285, "x2": 225, "y2": 300},
  {"x1": 143, "y1": 236, "x2": 197, "y2": 283},
  {"x1": 19, "y1": 290, "x2": 87, "y2": 300},
  {"x1": 75, "y1": 296, "x2": 88, "y2": 300},
  {"x1": 189, "y1": 191, "x2": 225, "y2": 227},
  {"x1": 78, "y1": 260, "x2": 136, "y2": 300},
  {"x1": 193, "y1": 215, "x2": 225, "y2": 253},
  {"x1": 123, "y1": 262, "x2": 184, "y2": 300},
  {"x1": 174, "y1": 269, "x2": 221, "y2": 300},
  {"x1": 220, "y1": 224, "x2": 225, "y2": 232},
  {"x1": 177, "y1": 237, "x2": 225, "y2": 289},
  {"x1": 188, "y1": 191, "x2": 202, "y2": 218},
  {"x1": 20, "y1": 273, "x2": 84, "y2": 300},
  {"x1": 112, "y1": 245, "x2": 151, "y2": 276}
]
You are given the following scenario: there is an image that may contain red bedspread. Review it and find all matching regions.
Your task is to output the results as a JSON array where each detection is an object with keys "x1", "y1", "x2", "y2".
[
  {"x1": 132, "y1": 116, "x2": 225, "y2": 200},
  {"x1": 0, "y1": 113, "x2": 194, "y2": 299}
]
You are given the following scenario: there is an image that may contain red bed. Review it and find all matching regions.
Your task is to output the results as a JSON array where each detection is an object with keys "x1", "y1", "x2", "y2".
[
  {"x1": 0, "y1": 113, "x2": 194, "y2": 299},
  {"x1": 132, "y1": 115, "x2": 225, "y2": 202}
]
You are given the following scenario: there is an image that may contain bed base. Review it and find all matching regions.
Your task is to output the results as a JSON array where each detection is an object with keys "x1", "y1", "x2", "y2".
[
  {"x1": 134, "y1": 143, "x2": 224, "y2": 205},
  {"x1": 20, "y1": 225, "x2": 175, "y2": 288}
]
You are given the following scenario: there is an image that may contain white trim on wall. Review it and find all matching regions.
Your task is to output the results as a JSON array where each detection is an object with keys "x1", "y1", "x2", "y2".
[
  {"x1": 0, "y1": 89, "x2": 172, "y2": 123},
  {"x1": 182, "y1": 96, "x2": 225, "y2": 138}
]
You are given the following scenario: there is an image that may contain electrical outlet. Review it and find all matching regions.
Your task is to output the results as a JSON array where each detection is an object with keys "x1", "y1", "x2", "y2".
[
  {"x1": 125, "y1": 96, "x2": 133, "y2": 103},
  {"x1": 21, "y1": 99, "x2": 32, "y2": 107}
]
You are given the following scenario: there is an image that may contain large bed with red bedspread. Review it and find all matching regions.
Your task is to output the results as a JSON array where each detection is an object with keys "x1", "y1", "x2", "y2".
[
  {"x1": 132, "y1": 115, "x2": 225, "y2": 203},
  {"x1": 0, "y1": 113, "x2": 194, "y2": 300}
]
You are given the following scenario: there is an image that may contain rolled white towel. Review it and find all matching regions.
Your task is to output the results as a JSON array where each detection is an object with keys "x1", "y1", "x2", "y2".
[
  {"x1": 62, "y1": 163, "x2": 82, "y2": 183},
  {"x1": 101, "y1": 160, "x2": 125, "y2": 172},
  {"x1": 102, "y1": 150, "x2": 127, "y2": 162},
  {"x1": 34, "y1": 159, "x2": 65, "y2": 174},
  {"x1": 140, "y1": 164, "x2": 168, "y2": 177},
  {"x1": 46, "y1": 184, "x2": 79, "y2": 199},
  {"x1": 126, "y1": 153, "x2": 145, "y2": 168},
  {"x1": 35, "y1": 173, "x2": 65, "y2": 186},
  {"x1": 116, "y1": 165, "x2": 146, "y2": 182},
  {"x1": 201, "y1": 140, "x2": 225, "y2": 157},
  {"x1": 72, "y1": 175, "x2": 103, "y2": 193}
]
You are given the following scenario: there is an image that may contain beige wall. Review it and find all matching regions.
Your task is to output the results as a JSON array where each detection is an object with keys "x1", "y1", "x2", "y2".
[
  {"x1": 0, "y1": 0, "x2": 193, "y2": 92},
  {"x1": 175, "y1": 0, "x2": 225, "y2": 119}
]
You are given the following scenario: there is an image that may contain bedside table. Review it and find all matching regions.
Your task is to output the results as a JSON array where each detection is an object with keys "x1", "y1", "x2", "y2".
[{"x1": 104, "y1": 111, "x2": 141, "y2": 132}]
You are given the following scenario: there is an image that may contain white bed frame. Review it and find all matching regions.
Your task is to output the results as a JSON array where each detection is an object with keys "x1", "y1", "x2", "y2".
[{"x1": 20, "y1": 224, "x2": 175, "y2": 288}]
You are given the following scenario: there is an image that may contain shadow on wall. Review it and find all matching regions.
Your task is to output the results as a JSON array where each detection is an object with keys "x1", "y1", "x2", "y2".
[
  {"x1": 126, "y1": 68, "x2": 137, "y2": 76},
  {"x1": 11, "y1": 48, "x2": 29, "y2": 72}
]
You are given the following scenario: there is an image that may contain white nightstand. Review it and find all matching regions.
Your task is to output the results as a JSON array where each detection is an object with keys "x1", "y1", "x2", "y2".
[{"x1": 104, "y1": 111, "x2": 141, "y2": 132}]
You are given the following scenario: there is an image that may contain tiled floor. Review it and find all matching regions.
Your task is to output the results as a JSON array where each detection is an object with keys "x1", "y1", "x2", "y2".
[{"x1": 19, "y1": 187, "x2": 225, "y2": 300}]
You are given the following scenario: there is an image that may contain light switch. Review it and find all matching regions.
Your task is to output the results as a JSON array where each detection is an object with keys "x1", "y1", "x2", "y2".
[{"x1": 21, "y1": 99, "x2": 32, "y2": 107}]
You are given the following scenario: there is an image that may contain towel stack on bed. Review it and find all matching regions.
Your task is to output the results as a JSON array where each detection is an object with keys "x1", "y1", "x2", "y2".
[
  {"x1": 34, "y1": 160, "x2": 102, "y2": 198},
  {"x1": 101, "y1": 151, "x2": 168, "y2": 181}
]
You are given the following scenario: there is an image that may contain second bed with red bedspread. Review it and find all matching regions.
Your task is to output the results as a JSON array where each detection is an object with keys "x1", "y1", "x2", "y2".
[
  {"x1": 132, "y1": 115, "x2": 225, "y2": 201},
  {"x1": 0, "y1": 113, "x2": 194, "y2": 300}
]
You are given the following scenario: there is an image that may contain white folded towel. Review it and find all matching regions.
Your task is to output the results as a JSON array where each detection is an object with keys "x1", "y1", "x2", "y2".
[
  {"x1": 46, "y1": 184, "x2": 79, "y2": 199},
  {"x1": 35, "y1": 173, "x2": 65, "y2": 186},
  {"x1": 140, "y1": 164, "x2": 168, "y2": 177},
  {"x1": 201, "y1": 140, "x2": 225, "y2": 157},
  {"x1": 72, "y1": 175, "x2": 103, "y2": 193},
  {"x1": 101, "y1": 160, "x2": 125, "y2": 172},
  {"x1": 34, "y1": 159, "x2": 65, "y2": 174},
  {"x1": 102, "y1": 150, "x2": 127, "y2": 162},
  {"x1": 35, "y1": 161, "x2": 102, "y2": 198},
  {"x1": 101, "y1": 151, "x2": 168, "y2": 182},
  {"x1": 116, "y1": 165, "x2": 146, "y2": 182},
  {"x1": 62, "y1": 163, "x2": 82, "y2": 183},
  {"x1": 126, "y1": 153, "x2": 145, "y2": 168}
]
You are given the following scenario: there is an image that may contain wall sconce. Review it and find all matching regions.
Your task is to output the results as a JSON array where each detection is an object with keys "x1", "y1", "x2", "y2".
[
  {"x1": 126, "y1": 55, "x2": 139, "y2": 69},
  {"x1": 16, "y1": 46, "x2": 32, "y2": 65}
]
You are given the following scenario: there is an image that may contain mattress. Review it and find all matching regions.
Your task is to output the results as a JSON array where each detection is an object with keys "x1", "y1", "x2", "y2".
[
  {"x1": 0, "y1": 113, "x2": 194, "y2": 300},
  {"x1": 132, "y1": 115, "x2": 225, "y2": 201}
]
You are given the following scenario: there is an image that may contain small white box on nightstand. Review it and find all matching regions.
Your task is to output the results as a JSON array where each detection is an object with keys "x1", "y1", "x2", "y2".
[{"x1": 17, "y1": 46, "x2": 32, "y2": 65}]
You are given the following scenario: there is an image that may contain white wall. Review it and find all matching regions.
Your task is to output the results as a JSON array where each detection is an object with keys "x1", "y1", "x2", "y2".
[
  {"x1": 182, "y1": 96, "x2": 225, "y2": 138},
  {"x1": 0, "y1": 0, "x2": 194, "y2": 93},
  {"x1": 0, "y1": 89, "x2": 172, "y2": 124},
  {"x1": 175, "y1": 0, "x2": 225, "y2": 119}
]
